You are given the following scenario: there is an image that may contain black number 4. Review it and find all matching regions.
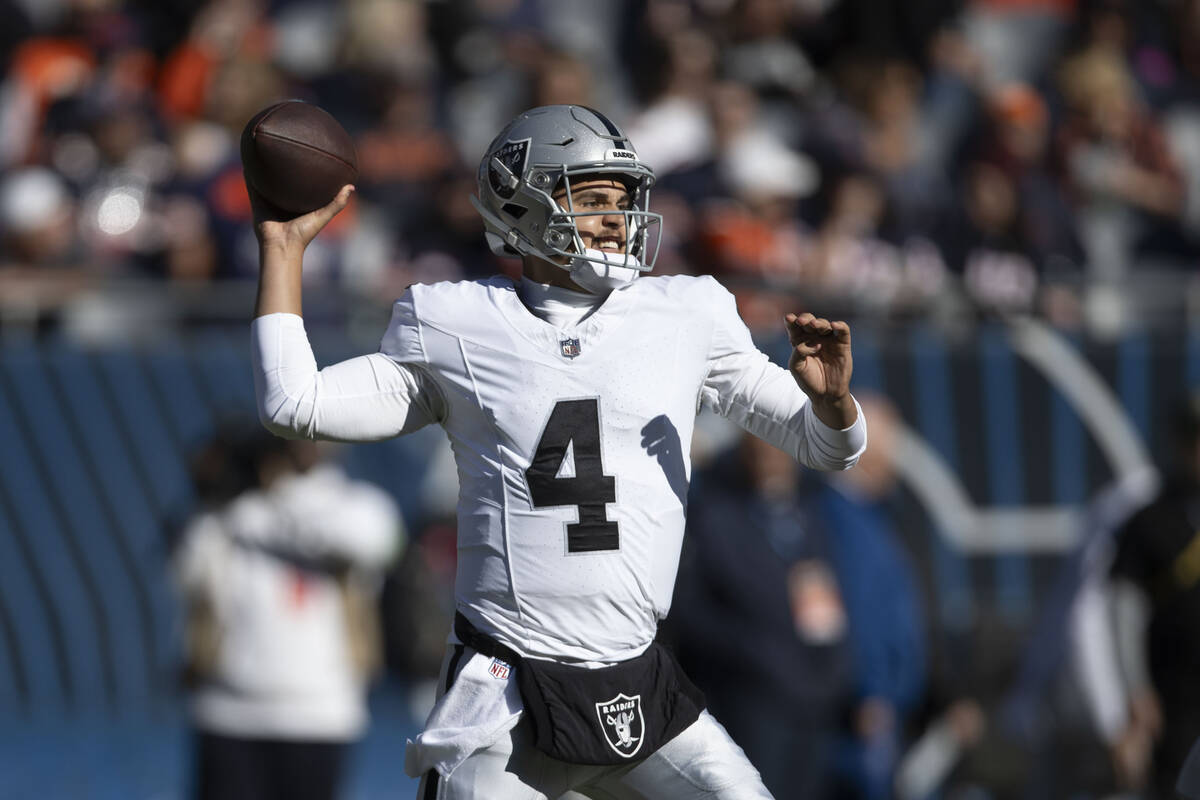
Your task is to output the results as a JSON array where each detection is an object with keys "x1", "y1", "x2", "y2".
[{"x1": 525, "y1": 399, "x2": 620, "y2": 553}]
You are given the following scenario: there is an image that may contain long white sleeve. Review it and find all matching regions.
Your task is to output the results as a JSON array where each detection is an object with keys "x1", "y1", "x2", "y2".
[
  {"x1": 703, "y1": 350, "x2": 866, "y2": 470},
  {"x1": 251, "y1": 312, "x2": 444, "y2": 442},
  {"x1": 697, "y1": 279, "x2": 866, "y2": 469}
]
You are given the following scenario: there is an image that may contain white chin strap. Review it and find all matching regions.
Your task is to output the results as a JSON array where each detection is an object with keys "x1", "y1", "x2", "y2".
[{"x1": 566, "y1": 248, "x2": 643, "y2": 294}]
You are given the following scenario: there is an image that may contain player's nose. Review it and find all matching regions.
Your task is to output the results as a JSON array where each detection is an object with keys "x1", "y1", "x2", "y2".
[{"x1": 601, "y1": 210, "x2": 625, "y2": 229}]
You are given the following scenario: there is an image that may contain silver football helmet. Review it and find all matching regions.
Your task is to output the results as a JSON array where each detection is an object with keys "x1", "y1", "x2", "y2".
[{"x1": 471, "y1": 105, "x2": 661, "y2": 284}]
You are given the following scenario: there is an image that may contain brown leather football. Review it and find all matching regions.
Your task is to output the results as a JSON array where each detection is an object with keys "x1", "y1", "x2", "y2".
[{"x1": 240, "y1": 100, "x2": 358, "y2": 216}]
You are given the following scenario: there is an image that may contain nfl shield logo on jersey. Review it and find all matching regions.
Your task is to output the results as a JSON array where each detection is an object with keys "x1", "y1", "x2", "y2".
[
  {"x1": 488, "y1": 658, "x2": 511, "y2": 680},
  {"x1": 560, "y1": 338, "x2": 582, "y2": 359},
  {"x1": 595, "y1": 693, "x2": 645, "y2": 758}
]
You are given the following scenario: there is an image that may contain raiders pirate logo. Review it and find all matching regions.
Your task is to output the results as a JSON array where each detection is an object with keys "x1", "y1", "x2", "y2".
[
  {"x1": 489, "y1": 138, "x2": 530, "y2": 199},
  {"x1": 595, "y1": 693, "x2": 645, "y2": 758}
]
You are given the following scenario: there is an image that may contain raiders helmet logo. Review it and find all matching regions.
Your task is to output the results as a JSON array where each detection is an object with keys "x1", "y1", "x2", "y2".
[
  {"x1": 489, "y1": 138, "x2": 530, "y2": 199},
  {"x1": 595, "y1": 693, "x2": 645, "y2": 758}
]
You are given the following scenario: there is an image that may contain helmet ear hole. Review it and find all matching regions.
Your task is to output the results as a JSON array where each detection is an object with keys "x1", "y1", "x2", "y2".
[{"x1": 501, "y1": 203, "x2": 528, "y2": 220}]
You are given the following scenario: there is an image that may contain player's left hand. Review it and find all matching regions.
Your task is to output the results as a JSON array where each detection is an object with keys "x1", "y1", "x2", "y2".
[{"x1": 786, "y1": 312, "x2": 856, "y2": 427}]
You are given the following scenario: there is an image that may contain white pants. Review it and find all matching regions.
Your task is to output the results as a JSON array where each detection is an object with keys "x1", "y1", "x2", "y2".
[
  {"x1": 414, "y1": 648, "x2": 774, "y2": 799},
  {"x1": 416, "y1": 710, "x2": 773, "y2": 800}
]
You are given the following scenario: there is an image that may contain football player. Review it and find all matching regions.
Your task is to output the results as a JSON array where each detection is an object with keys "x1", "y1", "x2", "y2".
[{"x1": 249, "y1": 105, "x2": 866, "y2": 799}]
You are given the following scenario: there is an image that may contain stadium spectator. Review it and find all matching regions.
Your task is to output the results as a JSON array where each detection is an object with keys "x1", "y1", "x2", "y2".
[
  {"x1": 1106, "y1": 393, "x2": 1200, "y2": 799},
  {"x1": 810, "y1": 56, "x2": 957, "y2": 240},
  {"x1": 1056, "y1": 48, "x2": 1185, "y2": 277},
  {"x1": 673, "y1": 393, "x2": 928, "y2": 800},
  {"x1": 959, "y1": 0, "x2": 1076, "y2": 86},
  {"x1": 0, "y1": 166, "x2": 78, "y2": 267},
  {"x1": 174, "y1": 429, "x2": 402, "y2": 800},
  {"x1": 670, "y1": 429, "x2": 853, "y2": 800},
  {"x1": 692, "y1": 80, "x2": 820, "y2": 285},
  {"x1": 809, "y1": 170, "x2": 948, "y2": 314},
  {"x1": 940, "y1": 160, "x2": 1042, "y2": 314},
  {"x1": 973, "y1": 82, "x2": 1085, "y2": 320},
  {"x1": 625, "y1": 26, "x2": 720, "y2": 178},
  {"x1": 819, "y1": 395, "x2": 928, "y2": 800}
]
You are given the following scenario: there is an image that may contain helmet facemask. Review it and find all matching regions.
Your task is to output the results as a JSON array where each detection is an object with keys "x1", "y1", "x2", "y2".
[{"x1": 543, "y1": 167, "x2": 663, "y2": 275}]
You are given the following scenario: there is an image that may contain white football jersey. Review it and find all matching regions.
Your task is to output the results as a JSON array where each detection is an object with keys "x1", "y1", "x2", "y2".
[{"x1": 377, "y1": 274, "x2": 863, "y2": 663}]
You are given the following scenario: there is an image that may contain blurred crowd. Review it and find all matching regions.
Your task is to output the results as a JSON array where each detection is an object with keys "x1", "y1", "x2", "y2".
[{"x1": 1, "y1": 0, "x2": 1200, "y2": 338}]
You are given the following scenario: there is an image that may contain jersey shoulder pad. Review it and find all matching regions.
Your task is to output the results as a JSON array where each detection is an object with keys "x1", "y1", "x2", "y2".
[
  {"x1": 632, "y1": 273, "x2": 735, "y2": 325},
  {"x1": 634, "y1": 273, "x2": 730, "y2": 306},
  {"x1": 649, "y1": 275, "x2": 750, "y2": 359},
  {"x1": 381, "y1": 277, "x2": 515, "y2": 362},
  {"x1": 407, "y1": 277, "x2": 514, "y2": 328}
]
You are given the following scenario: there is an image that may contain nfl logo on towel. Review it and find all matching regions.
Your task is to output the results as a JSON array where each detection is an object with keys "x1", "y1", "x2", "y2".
[
  {"x1": 488, "y1": 658, "x2": 511, "y2": 680},
  {"x1": 560, "y1": 338, "x2": 581, "y2": 359}
]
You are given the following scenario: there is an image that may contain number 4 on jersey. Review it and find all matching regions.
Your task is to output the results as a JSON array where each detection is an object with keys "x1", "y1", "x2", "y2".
[{"x1": 525, "y1": 399, "x2": 620, "y2": 553}]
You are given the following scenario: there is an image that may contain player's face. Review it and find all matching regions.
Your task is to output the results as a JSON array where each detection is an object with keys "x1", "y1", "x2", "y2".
[{"x1": 553, "y1": 177, "x2": 632, "y2": 254}]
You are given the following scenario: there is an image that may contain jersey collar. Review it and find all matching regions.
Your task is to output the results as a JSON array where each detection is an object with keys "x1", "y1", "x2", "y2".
[{"x1": 495, "y1": 277, "x2": 637, "y2": 363}]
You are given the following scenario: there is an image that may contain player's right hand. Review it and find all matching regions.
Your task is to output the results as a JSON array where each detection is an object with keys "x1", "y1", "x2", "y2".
[{"x1": 248, "y1": 179, "x2": 354, "y2": 256}]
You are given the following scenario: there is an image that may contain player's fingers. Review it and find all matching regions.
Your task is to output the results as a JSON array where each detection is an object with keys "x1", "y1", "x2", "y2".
[
  {"x1": 790, "y1": 313, "x2": 834, "y2": 334},
  {"x1": 831, "y1": 320, "x2": 851, "y2": 343},
  {"x1": 785, "y1": 312, "x2": 816, "y2": 344},
  {"x1": 793, "y1": 342, "x2": 821, "y2": 357},
  {"x1": 804, "y1": 317, "x2": 833, "y2": 336},
  {"x1": 787, "y1": 313, "x2": 841, "y2": 348}
]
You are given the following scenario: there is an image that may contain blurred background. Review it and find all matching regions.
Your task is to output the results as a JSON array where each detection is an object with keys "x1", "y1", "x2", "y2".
[{"x1": 1, "y1": 0, "x2": 1200, "y2": 798}]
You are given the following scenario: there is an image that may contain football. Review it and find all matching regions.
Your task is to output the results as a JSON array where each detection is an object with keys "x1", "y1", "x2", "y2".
[{"x1": 240, "y1": 100, "x2": 358, "y2": 216}]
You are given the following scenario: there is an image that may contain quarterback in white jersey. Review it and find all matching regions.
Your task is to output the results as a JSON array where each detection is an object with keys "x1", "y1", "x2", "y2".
[{"x1": 249, "y1": 105, "x2": 866, "y2": 799}]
